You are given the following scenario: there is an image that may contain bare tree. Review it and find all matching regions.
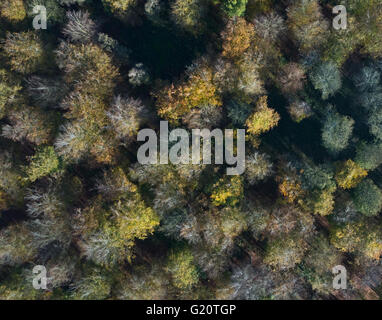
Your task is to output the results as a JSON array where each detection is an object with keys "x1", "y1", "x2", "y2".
[{"x1": 62, "y1": 10, "x2": 97, "y2": 43}]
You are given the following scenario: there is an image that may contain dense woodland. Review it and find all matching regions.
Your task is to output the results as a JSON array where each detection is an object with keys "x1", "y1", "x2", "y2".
[{"x1": 1, "y1": 0, "x2": 382, "y2": 300}]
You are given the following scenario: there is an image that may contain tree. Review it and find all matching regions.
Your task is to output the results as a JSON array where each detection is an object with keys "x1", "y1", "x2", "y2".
[
  {"x1": 26, "y1": 211, "x2": 72, "y2": 250},
  {"x1": 0, "y1": 0, "x2": 26, "y2": 22},
  {"x1": 130, "y1": 162, "x2": 190, "y2": 215},
  {"x1": 367, "y1": 107, "x2": 382, "y2": 141},
  {"x1": 54, "y1": 121, "x2": 92, "y2": 163},
  {"x1": 61, "y1": 91, "x2": 107, "y2": 123},
  {"x1": 128, "y1": 63, "x2": 150, "y2": 86},
  {"x1": 355, "y1": 141, "x2": 382, "y2": 170},
  {"x1": 182, "y1": 207, "x2": 246, "y2": 253},
  {"x1": 222, "y1": 0, "x2": 248, "y2": 17},
  {"x1": 0, "y1": 151, "x2": 24, "y2": 204},
  {"x1": 356, "y1": 87, "x2": 382, "y2": 112},
  {"x1": 253, "y1": 12, "x2": 285, "y2": 42},
  {"x1": 210, "y1": 176, "x2": 243, "y2": 207},
  {"x1": 278, "y1": 63, "x2": 306, "y2": 95},
  {"x1": 214, "y1": 44, "x2": 264, "y2": 97},
  {"x1": 304, "y1": 234, "x2": 342, "y2": 275},
  {"x1": 1, "y1": 105, "x2": 56, "y2": 146},
  {"x1": 145, "y1": 0, "x2": 165, "y2": 25},
  {"x1": 322, "y1": 19, "x2": 358, "y2": 67},
  {"x1": 183, "y1": 104, "x2": 223, "y2": 129},
  {"x1": 117, "y1": 265, "x2": 169, "y2": 299},
  {"x1": 321, "y1": 109, "x2": 354, "y2": 154},
  {"x1": 264, "y1": 235, "x2": 307, "y2": 270},
  {"x1": 330, "y1": 220, "x2": 382, "y2": 260},
  {"x1": 300, "y1": 163, "x2": 337, "y2": 216},
  {"x1": 221, "y1": 18, "x2": 255, "y2": 60},
  {"x1": 44, "y1": 254, "x2": 77, "y2": 290},
  {"x1": 287, "y1": 0, "x2": 329, "y2": 52},
  {"x1": 227, "y1": 99, "x2": 253, "y2": 126},
  {"x1": 88, "y1": 132, "x2": 119, "y2": 166},
  {"x1": 24, "y1": 184, "x2": 71, "y2": 251},
  {"x1": 228, "y1": 264, "x2": 276, "y2": 300},
  {"x1": 111, "y1": 196, "x2": 160, "y2": 245},
  {"x1": 55, "y1": 121, "x2": 117, "y2": 166},
  {"x1": 154, "y1": 61, "x2": 222, "y2": 124},
  {"x1": 352, "y1": 66, "x2": 381, "y2": 92},
  {"x1": 3, "y1": 32, "x2": 44, "y2": 74},
  {"x1": 287, "y1": 100, "x2": 312, "y2": 123},
  {"x1": 26, "y1": 76, "x2": 67, "y2": 108},
  {"x1": 80, "y1": 194, "x2": 160, "y2": 267},
  {"x1": 55, "y1": 42, "x2": 119, "y2": 97},
  {"x1": 335, "y1": 160, "x2": 367, "y2": 190},
  {"x1": 236, "y1": 52, "x2": 264, "y2": 96},
  {"x1": 53, "y1": 38, "x2": 119, "y2": 164},
  {"x1": 192, "y1": 245, "x2": 230, "y2": 280},
  {"x1": 153, "y1": 173, "x2": 187, "y2": 214},
  {"x1": 102, "y1": 0, "x2": 138, "y2": 16},
  {"x1": 246, "y1": 96, "x2": 280, "y2": 136},
  {"x1": 95, "y1": 167, "x2": 137, "y2": 201},
  {"x1": 0, "y1": 223, "x2": 36, "y2": 266},
  {"x1": 71, "y1": 266, "x2": 112, "y2": 300},
  {"x1": 307, "y1": 188, "x2": 335, "y2": 216},
  {"x1": 24, "y1": 146, "x2": 61, "y2": 182},
  {"x1": 310, "y1": 62, "x2": 342, "y2": 100},
  {"x1": 220, "y1": 206, "x2": 248, "y2": 240},
  {"x1": 301, "y1": 163, "x2": 328, "y2": 191},
  {"x1": 166, "y1": 246, "x2": 199, "y2": 290},
  {"x1": 106, "y1": 96, "x2": 147, "y2": 142},
  {"x1": 244, "y1": 152, "x2": 273, "y2": 185},
  {"x1": 62, "y1": 11, "x2": 97, "y2": 43},
  {"x1": 351, "y1": 179, "x2": 382, "y2": 216},
  {"x1": 171, "y1": 0, "x2": 207, "y2": 34},
  {"x1": 340, "y1": 0, "x2": 382, "y2": 58},
  {"x1": 25, "y1": 186, "x2": 64, "y2": 218},
  {"x1": 0, "y1": 268, "x2": 41, "y2": 300},
  {"x1": 302, "y1": 234, "x2": 342, "y2": 295},
  {"x1": 0, "y1": 189, "x2": 8, "y2": 211},
  {"x1": 0, "y1": 69, "x2": 21, "y2": 118},
  {"x1": 278, "y1": 177, "x2": 304, "y2": 204},
  {"x1": 27, "y1": 0, "x2": 65, "y2": 25}
]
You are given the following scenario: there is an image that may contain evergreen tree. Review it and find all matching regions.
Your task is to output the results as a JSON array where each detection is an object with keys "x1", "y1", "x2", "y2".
[
  {"x1": 321, "y1": 109, "x2": 354, "y2": 154},
  {"x1": 351, "y1": 179, "x2": 382, "y2": 216},
  {"x1": 355, "y1": 141, "x2": 382, "y2": 170}
]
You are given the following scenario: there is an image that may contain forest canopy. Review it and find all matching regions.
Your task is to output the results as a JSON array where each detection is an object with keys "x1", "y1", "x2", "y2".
[{"x1": 0, "y1": 0, "x2": 382, "y2": 300}]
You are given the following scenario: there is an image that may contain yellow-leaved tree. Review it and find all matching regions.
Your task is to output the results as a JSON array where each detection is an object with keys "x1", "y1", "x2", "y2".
[
  {"x1": 154, "y1": 62, "x2": 222, "y2": 124},
  {"x1": 335, "y1": 159, "x2": 368, "y2": 190},
  {"x1": 246, "y1": 96, "x2": 280, "y2": 136}
]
